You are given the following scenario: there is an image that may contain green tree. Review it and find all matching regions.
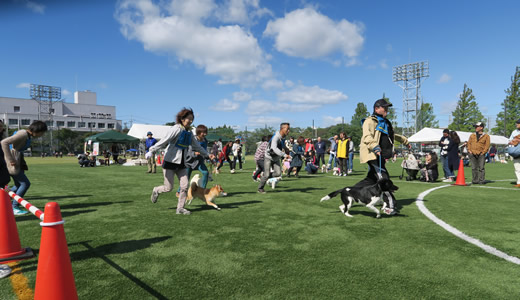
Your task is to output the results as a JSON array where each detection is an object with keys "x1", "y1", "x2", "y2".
[
  {"x1": 448, "y1": 84, "x2": 484, "y2": 132},
  {"x1": 492, "y1": 66, "x2": 520, "y2": 136},
  {"x1": 208, "y1": 125, "x2": 236, "y2": 141},
  {"x1": 350, "y1": 102, "x2": 369, "y2": 128},
  {"x1": 57, "y1": 128, "x2": 82, "y2": 154},
  {"x1": 416, "y1": 102, "x2": 439, "y2": 130}
]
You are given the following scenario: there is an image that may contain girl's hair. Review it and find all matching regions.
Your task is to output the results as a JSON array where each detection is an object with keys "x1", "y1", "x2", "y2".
[
  {"x1": 195, "y1": 124, "x2": 207, "y2": 136},
  {"x1": 450, "y1": 131, "x2": 460, "y2": 144},
  {"x1": 175, "y1": 107, "x2": 194, "y2": 124},
  {"x1": 261, "y1": 136, "x2": 268, "y2": 142},
  {"x1": 0, "y1": 120, "x2": 5, "y2": 139},
  {"x1": 339, "y1": 132, "x2": 346, "y2": 139},
  {"x1": 429, "y1": 151, "x2": 438, "y2": 165},
  {"x1": 297, "y1": 136, "x2": 305, "y2": 145},
  {"x1": 29, "y1": 120, "x2": 48, "y2": 133}
]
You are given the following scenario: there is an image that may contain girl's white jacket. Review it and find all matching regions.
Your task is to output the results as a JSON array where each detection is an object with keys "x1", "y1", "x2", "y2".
[{"x1": 149, "y1": 124, "x2": 209, "y2": 164}]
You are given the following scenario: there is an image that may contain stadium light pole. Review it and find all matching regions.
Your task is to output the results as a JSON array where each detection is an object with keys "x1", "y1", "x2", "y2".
[
  {"x1": 30, "y1": 84, "x2": 62, "y2": 153},
  {"x1": 392, "y1": 61, "x2": 429, "y2": 137}
]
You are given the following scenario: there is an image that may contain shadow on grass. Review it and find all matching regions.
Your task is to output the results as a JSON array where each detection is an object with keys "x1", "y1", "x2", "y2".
[
  {"x1": 25, "y1": 194, "x2": 93, "y2": 201},
  {"x1": 14, "y1": 209, "x2": 98, "y2": 222},
  {"x1": 59, "y1": 201, "x2": 133, "y2": 210},
  {"x1": 281, "y1": 187, "x2": 324, "y2": 192},
  {"x1": 16, "y1": 237, "x2": 172, "y2": 300},
  {"x1": 187, "y1": 200, "x2": 263, "y2": 211}
]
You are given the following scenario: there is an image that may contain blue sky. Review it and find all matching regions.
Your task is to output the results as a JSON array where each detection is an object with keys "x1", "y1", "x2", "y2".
[{"x1": 1, "y1": 0, "x2": 519, "y2": 133}]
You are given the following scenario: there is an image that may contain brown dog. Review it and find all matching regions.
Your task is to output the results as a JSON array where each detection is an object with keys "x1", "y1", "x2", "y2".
[{"x1": 187, "y1": 174, "x2": 226, "y2": 210}]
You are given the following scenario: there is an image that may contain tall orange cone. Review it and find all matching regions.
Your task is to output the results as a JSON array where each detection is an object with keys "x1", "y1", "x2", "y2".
[
  {"x1": 0, "y1": 189, "x2": 34, "y2": 263},
  {"x1": 34, "y1": 202, "x2": 78, "y2": 300},
  {"x1": 453, "y1": 159, "x2": 467, "y2": 186}
]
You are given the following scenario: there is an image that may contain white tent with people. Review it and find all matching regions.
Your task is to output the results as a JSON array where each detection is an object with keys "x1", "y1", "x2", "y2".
[{"x1": 408, "y1": 128, "x2": 509, "y2": 145}]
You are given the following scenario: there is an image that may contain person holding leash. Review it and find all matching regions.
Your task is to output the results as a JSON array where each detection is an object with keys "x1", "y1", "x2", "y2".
[
  {"x1": 146, "y1": 108, "x2": 215, "y2": 215},
  {"x1": 357, "y1": 98, "x2": 410, "y2": 215},
  {"x1": 258, "y1": 123, "x2": 290, "y2": 194}
]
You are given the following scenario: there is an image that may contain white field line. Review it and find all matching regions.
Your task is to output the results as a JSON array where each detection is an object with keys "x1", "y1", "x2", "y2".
[{"x1": 416, "y1": 185, "x2": 520, "y2": 265}]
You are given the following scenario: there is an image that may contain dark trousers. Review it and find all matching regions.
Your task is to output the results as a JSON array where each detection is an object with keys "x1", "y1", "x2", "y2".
[
  {"x1": 253, "y1": 160, "x2": 265, "y2": 179},
  {"x1": 217, "y1": 156, "x2": 233, "y2": 170},
  {"x1": 316, "y1": 153, "x2": 326, "y2": 166},
  {"x1": 469, "y1": 153, "x2": 486, "y2": 183},
  {"x1": 233, "y1": 155, "x2": 243, "y2": 170}
]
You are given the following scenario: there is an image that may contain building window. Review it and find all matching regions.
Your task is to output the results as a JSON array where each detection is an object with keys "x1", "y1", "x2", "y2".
[
  {"x1": 91, "y1": 113, "x2": 96, "y2": 118},
  {"x1": 98, "y1": 123, "x2": 105, "y2": 129},
  {"x1": 106, "y1": 114, "x2": 112, "y2": 119},
  {"x1": 67, "y1": 121, "x2": 76, "y2": 128},
  {"x1": 9, "y1": 119, "x2": 18, "y2": 125},
  {"x1": 78, "y1": 122, "x2": 86, "y2": 128},
  {"x1": 107, "y1": 123, "x2": 115, "y2": 129},
  {"x1": 88, "y1": 122, "x2": 95, "y2": 128},
  {"x1": 21, "y1": 119, "x2": 31, "y2": 126},
  {"x1": 14, "y1": 106, "x2": 20, "y2": 113},
  {"x1": 45, "y1": 121, "x2": 53, "y2": 127},
  {"x1": 56, "y1": 121, "x2": 65, "y2": 127},
  {"x1": 50, "y1": 109, "x2": 55, "y2": 114}
]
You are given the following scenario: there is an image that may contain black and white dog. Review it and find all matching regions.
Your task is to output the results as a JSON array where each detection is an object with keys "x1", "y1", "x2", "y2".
[{"x1": 320, "y1": 178, "x2": 399, "y2": 218}]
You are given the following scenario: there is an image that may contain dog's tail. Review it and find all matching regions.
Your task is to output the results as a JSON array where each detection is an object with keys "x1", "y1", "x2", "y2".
[
  {"x1": 320, "y1": 188, "x2": 344, "y2": 202},
  {"x1": 187, "y1": 174, "x2": 200, "y2": 203}
]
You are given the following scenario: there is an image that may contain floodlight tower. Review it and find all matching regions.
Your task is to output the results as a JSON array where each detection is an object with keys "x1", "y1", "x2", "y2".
[
  {"x1": 392, "y1": 61, "x2": 429, "y2": 137},
  {"x1": 30, "y1": 84, "x2": 62, "y2": 152}
]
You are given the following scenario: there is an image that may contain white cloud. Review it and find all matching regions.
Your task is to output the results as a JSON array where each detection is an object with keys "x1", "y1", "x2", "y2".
[
  {"x1": 261, "y1": 79, "x2": 284, "y2": 90},
  {"x1": 284, "y1": 80, "x2": 294, "y2": 88},
  {"x1": 233, "y1": 91, "x2": 252, "y2": 101},
  {"x1": 16, "y1": 82, "x2": 31, "y2": 89},
  {"x1": 62, "y1": 89, "x2": 72, "y2": 97},
  {"x1": 18, "y1": 0, "x2": 45, "y2": 14},
  {"x1": 278, "y1": 85, "x2": 347, "y2": 104},
  {"x1": 215, "y1": 0, "x2": 272, "y2": 24},
  {"x1": 379, "y1": 59, "x2": 388, "y2": 69},
  {"x1": 115, "y1": 0, "x2": 273, "y2": 86},
  {"x1": 246, "y1": 99, "x2": 322, "y2": 115},
  {"x1": 437, "y1": 73, "x2": 452, "y2": 83},
  {"x1": 440, "y1": 101, "x2": 458, "y2": 115},
  {"x1": 263, "y1": 7, "x2": 364, "y2": 59},
  {"x1": 247, "y1": 116, "x2": 283, "y2": 127},
  {"x1": 386, "y1": 44, "x2": 393, "y2": 52},
  {"x1": 323, "y1": 116, "x2": 343, "y2": 127},
  {"x1": 98, "y1": 83, "x2": 109, "y2": 89},
  {"x1": 210, "y1": 99, "x2": 240, "y2": 111}
]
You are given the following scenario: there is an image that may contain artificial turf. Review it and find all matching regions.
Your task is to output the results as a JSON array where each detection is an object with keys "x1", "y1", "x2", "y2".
[{"x1": 1, "y1": 156, "x2": 520, "y2": 299}]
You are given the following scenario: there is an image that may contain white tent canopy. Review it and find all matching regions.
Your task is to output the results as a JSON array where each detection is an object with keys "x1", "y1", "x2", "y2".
[
  {"x1": 408, "y1": 128, "x2": 509, "y2": 145},
  {"x1": 127, "y1": 124, "x2": 173, "y2": 141}
]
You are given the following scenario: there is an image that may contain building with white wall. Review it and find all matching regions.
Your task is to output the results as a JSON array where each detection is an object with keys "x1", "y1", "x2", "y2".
[{"x1": 0, "y1": 90, "x2": 122, "y2": 132}]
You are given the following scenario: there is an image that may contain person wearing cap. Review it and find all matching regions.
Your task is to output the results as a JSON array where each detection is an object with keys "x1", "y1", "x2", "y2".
[
  {"x1": 467, "y1": 122, "x2": 490, "y2": 184},
  {"x1": 439, "y1": 128, "x2": 455, "y2": 182},
  {"x1": 357, "y1": 98, "x2": 410, "y2": 215},
  {"x1": 145, "y1": 131, "x2": 158, "y2": 173},
  {"x1": 508, "y1": 119, "x2": 520, "y2": 187}
]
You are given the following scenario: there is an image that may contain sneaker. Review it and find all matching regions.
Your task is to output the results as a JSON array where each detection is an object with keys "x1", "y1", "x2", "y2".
[
  {"x1": 271, "y1": 179, "x2": 276, "y2": 189},
  {"x1": 252, "y1": 176, "x2": 257, "y2": 182},
  {"x1": 230, "y1": 169, "x2": 235, "y2": 174},
  {"x1": 0, "y1": 265, "x2": 12, "y2": 279},
  {"x1": 258, "y1": 189, "x2": 266, "y2": 194},
  {"x1": 343, "y1": 173, "x2": 347, "y2": 177},
  {"x1": 442, "y1": 178, "x2": 453, "y2": 183},
  {"x1": 13, "y1": 207, "x2": 28, "y2": 215},
  {"x1": 176, "y1": 208, "x2": 191, "y2": 215},
  {"x1": 150, "y1": 188, "x2": 159, "y2": 203},
  {"x1": 348, "y1": 170, "x2": 353, "y2": 174}
]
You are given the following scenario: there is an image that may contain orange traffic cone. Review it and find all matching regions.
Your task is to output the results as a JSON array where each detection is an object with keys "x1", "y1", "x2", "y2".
[
  {"x1": 0, "y1": 189, "x2": 34, "y2": 263},
  {"x1": 34, "y1": 202, "x2": 78, "y2": 300},
  {"x1": 453, "y1": 159, "x2": 467, "y2": 186},
  {"x1": 156, "y1": 153, "x2": 162, "y2": 165}
]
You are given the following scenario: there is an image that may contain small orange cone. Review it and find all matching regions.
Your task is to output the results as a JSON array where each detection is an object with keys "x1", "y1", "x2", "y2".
[
  {"x1": 34, "y1": 202, "x2": 78, "y2": 300},
  {"x1": 0, "y1": 189, "x2": 34, "y2": 263},
  {"x1": 156, "y1": 153, "x2": 162, "y2": 165},
  {"x1": 453, "y1": 159, "x2": 467, "y2": 186}
]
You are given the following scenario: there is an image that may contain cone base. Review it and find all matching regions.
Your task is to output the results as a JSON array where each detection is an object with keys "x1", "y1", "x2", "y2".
[
  {"x1": 452, "y1": 183, "x2": 467, "y2": 186},
  {"x1": 0, "y1": 247, "x2": 34, "y2": 263}
]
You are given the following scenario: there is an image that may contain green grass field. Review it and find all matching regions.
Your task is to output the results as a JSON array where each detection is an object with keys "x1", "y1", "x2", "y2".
[{"x1": 2, "y1": 156, "x2": 520, "y2": 299}]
